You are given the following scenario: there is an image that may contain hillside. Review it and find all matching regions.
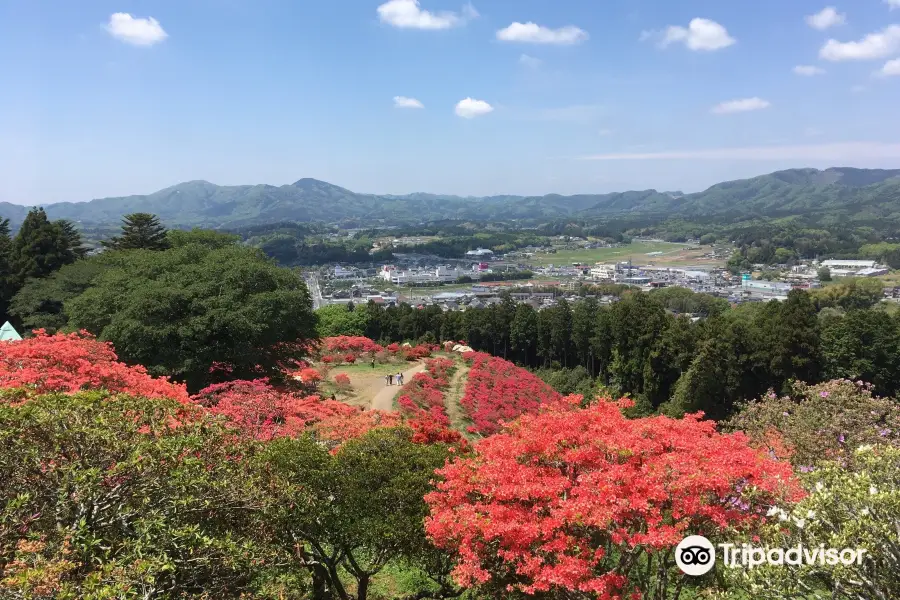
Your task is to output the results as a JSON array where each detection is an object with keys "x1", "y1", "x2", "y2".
[{"x1": 2, "y1": 167, "x2": 899, "y2": 229}]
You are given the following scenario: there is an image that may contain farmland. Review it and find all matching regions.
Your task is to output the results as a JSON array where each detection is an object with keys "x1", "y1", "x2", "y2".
[{"x1": 526, "y1": 241, "x2": 724, "y2": 268}]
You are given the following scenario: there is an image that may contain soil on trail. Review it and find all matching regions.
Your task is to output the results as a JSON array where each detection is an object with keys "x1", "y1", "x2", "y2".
[
  {"x1": 370, "y1": 363, "x2": 428, "y2": 412},
  {"x1": 444, "y1": 361, "x2": 473, "y2": 436}
]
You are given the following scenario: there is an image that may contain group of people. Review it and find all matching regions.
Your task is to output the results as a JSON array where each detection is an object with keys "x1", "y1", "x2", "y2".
[{"x1": 385, "y1": 372, "x2": 404, "y2": 386}]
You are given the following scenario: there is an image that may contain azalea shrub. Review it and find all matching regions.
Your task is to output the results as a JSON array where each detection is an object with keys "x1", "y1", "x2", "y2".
[
  {"x1": 0, "y1": 391, "x2": 268, "y2": 599},
  {"x1": 728, "y1": 379, "x2": 900, "y2": 469},
  {"x1": 194, "y1": 379, "x2": 401, "y2": 447},
  {"x1": 459, "y1": 351, "x2": 561, "y2": 435},
  {"x1": 321, "y1": 336, "x2": 383, "y2": 355},
  {"x1": 396, "y1": 357, "x2": 463, "y2": 445},
  {"x1": 726, "y1": 445, "x2": 900, "y2": 600},
  {"x1": 333, "y1": 373, "x2": 352, "y2": 393},
  {"x1": 0, "y1": 330, "x2": 189, "y2": 403},
  {"x1": 401, "y1": 344, "x2": 433, "y2": 361},
  {"x1": 425, "y1": 398, "x2": 804, "y2": 600}
]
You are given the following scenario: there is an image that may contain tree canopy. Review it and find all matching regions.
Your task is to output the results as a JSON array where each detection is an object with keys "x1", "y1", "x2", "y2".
[
  {"x1": 65, "y1": 243, "x2": 317, "y2": 392},
  {"x1": 102, "y1": 212, "x2": 170, "y2": 251}
]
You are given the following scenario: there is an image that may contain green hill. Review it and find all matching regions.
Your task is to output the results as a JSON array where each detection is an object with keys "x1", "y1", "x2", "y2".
[{"x1": 2, "y1": 167, "x2": 899, "y2": 229}]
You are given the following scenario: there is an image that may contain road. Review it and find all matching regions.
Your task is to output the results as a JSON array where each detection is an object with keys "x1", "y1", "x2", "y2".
[{"x1": 306, "y1": 274, "x2": 326, "y2": 309}]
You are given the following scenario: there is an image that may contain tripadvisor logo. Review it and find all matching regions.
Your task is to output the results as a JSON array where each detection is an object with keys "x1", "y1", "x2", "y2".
[{"x1": 675, "y1": 535, "x2": 868, "y2": 576}]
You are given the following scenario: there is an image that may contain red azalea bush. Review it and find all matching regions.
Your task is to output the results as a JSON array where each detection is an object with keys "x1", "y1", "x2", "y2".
[
  {"x1": 0, "y1": 330, "x2": 189, "y2": 403},
  {"x1": 333, "y1": 373, "x2": 352, "y2": 392},
  {"x1": 425, "y1": 398, "x2": 805, "y2": 599},
  {"x1": 460, "y1": 352, "x2": 561, "y2": 435},
  {"x1": 322, "y1": 336, "x2": 383, "y2": 355},
  {"x1": 194, "y1": 379, "x2": 400, "y2": 446},
  {"x1": 297, "y1": 367, "x2": 322, "y2": 384},
  {"x1": 402, "y1": 344, "x2": 434, "y2": 361},
  {"x1": 397, "y1": 357, "x2": 463, "y2": 445}
]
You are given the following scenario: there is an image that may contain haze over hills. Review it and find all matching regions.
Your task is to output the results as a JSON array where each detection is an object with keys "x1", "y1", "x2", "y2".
[{"x1": 1, "y1": 167, "x2": 899, "y2": 230}]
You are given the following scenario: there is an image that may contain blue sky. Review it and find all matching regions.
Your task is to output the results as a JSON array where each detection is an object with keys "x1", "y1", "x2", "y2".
[{"x1": 2, "y1": 0, "x2": 900, "y2": 204}]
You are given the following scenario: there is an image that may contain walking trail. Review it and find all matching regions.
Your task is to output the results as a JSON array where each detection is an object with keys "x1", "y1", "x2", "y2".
[{"x1": 371, "y1": 363, "x2": 427, "y2": 412}]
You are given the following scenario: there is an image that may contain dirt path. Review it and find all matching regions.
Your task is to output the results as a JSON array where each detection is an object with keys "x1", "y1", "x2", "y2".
[
  {"x1": 444, "y1": 361, "x2": 472, "y2": 434},
  {"x1": 371, "y1": 363, "x2": 428, "y2": 412}
]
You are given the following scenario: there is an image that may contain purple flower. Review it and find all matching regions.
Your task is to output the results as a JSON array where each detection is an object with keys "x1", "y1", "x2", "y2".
[
  {"x1": 879, "y1": 428, "x2": 891, "y2": 437},
  {"x1": 782, "y1": 411, "x2": 790, "y2": 417},
  {"x1": 799, "y1": 465, "x2": 814, "y2": 473},
  {"x1": 838, "y1": 434, "x2": 846, "y2": 444},
  {"x1": 820, "y1": 391, "x2": 829, "y2": 398}
]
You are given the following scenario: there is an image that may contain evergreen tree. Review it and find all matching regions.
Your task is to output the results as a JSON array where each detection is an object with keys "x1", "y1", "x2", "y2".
[
  {"x1": 56, "y1": 219, "x2": 89, "y2": 258},
  {"x1": 102, "y1": 213, "x2": 170, "y2": 251},
  {"x1": 0, "y1": 218, "x2": 13, "y2": 321},
  {"x1": 10, "y1": 208, "x2": 75, "y2": 282}
]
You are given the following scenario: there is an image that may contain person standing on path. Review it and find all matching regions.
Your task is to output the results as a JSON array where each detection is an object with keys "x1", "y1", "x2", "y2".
[
  {"x1": 398, "y1": 372, "x2": 404, "y2": 385},
  {"x1": 371, "y1": 358, "x2": 376, "y2": 369},
  {"x1": 385, "y1": 374, "x2": 391, "y2": 386}
]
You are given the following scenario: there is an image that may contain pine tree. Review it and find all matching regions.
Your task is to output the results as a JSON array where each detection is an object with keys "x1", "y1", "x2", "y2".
[
  {"x1": 10, "y1": 208, "x2": 75, "y2": 282},
  {"x1": 102, "y1": 213, "x2": 170, "y2": 251},
  {"x1": 56, "y1": 219, "x2": 89, "y2": 259},
  {"x1": 0, "y1": 218, "x2": 13, "y2": 321}
]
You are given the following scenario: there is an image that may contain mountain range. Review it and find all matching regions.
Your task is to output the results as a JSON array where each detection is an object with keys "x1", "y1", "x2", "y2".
[{"x1": 2, "y1": 167, "x2": 899, "y2": 230}]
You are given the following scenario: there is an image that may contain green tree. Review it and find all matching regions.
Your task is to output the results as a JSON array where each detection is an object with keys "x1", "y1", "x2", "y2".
[
  {"x1": 102, "y1": 212, "x2": 170, "y2": 251},
  {"x1": 820, "y1": 309, "x2": 900, "y2": 396},
  {"x1": 65, "y1": 243, "x2": 317, "y2": 392},
  {"x1": 315, "y1": 303, "x2": 371, "y2": 337},
  {"x1": 763, "y1": 290, "x2": 821, "y2": 392},
  {"x1": 262, "y1": 428, "x2": 453, "y2": 600},
  {"x1": 56, "y1": 219, "x2": 88, "y2": 259},
  {"x1": 607, "y1": 292, "x2": 668, "y2": 396},
  {"x1": 8, "y1": 255, "x2": 119, "y2": 333},
  {"x1": 817, "y1": 266, "x2": 832, "y2": 281},
  {"x1": 10, "y1": 207, "x2": 76, "y2": 282},
  {"x1": 641, "y1": 315, "x2": 699, "y2": 409},
  {"x1": 510, "y1": 303, "x2": 538, "y2": 366},
  {"x1": 0, "y1": 218, "x2": 13, "y2": 322}
]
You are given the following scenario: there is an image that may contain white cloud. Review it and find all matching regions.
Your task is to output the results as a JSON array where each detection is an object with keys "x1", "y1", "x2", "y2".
[
  {"x1": 805, "y1": 7, "x2": 846, "y2": 30},
  {"x1": 394, "y1": 96, "x2": 424, "y2": 109},
  {"x1": 455, "y1": 97, "x2": 493, "y2": 118},
  {"x1": 820, "y1": 25, "x2": 900, "y2": 60},
  {"x1": 887, "y1": 0, "x2": 900, "y2": 10},
  {"x1": 376, "y1": 0, "x2": 477, "y2": 30},
  {"x1": 880, "y1": 57, "x2": 900, "y2": 75},
  {"x1": 105, "y1": 13, "x2": 167, "y2": 46},
  {"x1": 658, "y1": 18, "x2": 735, "y2": 51},
  {"x1": 579, "y1": 142, "x2": 900, "y2": 161},
  {"x1": 794, "y1": 65, "x2": 826, "y2": 76},
  {"x1": 496, "y1": 22, "x2": 588, "y2": 45},
  {"x1": 519, "y1": 54, "x2": 543, "y2": 68},
  {"x1": 711, "y1": 97, "x2": 771, "y2": 114}
]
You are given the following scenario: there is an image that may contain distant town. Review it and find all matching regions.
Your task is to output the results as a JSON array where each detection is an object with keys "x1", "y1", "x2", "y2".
[{"x1": 308, "y1": 235, "x2": 895, "y2": 314}]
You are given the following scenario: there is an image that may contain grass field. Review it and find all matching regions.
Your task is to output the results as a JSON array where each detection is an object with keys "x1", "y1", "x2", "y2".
[{"x1": 526, "y1": 242, "x2": 724, "y2": 268}]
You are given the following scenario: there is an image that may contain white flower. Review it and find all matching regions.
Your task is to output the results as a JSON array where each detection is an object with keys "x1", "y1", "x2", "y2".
[
  {"x1": 767, "y1": 506, "x2": 780, "y2": 517},
  {"x1": 793, "y1": 517, "x2": 806, "y2": 528},
  {"x1": 779, "y1": 511, "x2": 790, "y2": 522},
  {"x1": 816, "y1": 481, "x2": 825, "y2": 492},
  {"x1": 861, "y1": 508, "x2": 871, "y2": 516},
  {"x1": 806, "y1": 510, "x2": 817, "y2": 519},
  {"x1": 869, "y1": 485, "x2": 878, "y2": 495},
  {"x1": 856, "y1": 444, "x2": 874, "y2": 453}
]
